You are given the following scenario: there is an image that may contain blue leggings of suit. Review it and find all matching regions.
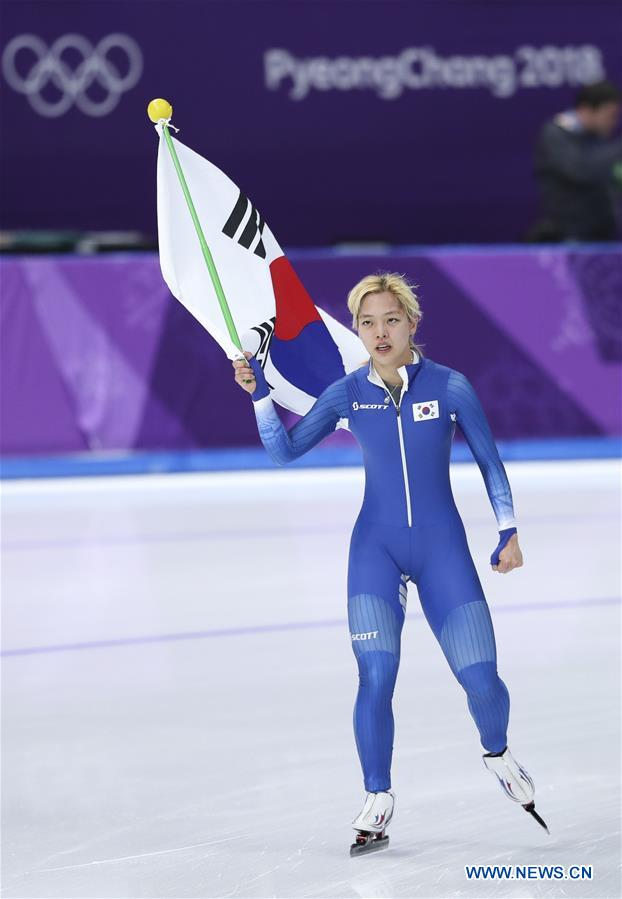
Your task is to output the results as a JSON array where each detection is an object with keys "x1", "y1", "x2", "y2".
[{"x1": 349, "y1": 516, "x2": 509, "y2": 793}]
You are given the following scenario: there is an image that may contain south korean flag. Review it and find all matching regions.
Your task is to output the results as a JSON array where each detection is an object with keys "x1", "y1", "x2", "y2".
[
  {"x1": 413, "y1": 400, "x2": 439, "y2": 422},
  {"x1": 155, "y1": 128, "x2": 364, "y2": 415}
]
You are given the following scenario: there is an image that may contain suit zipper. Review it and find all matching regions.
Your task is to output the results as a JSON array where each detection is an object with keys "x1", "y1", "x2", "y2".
[{"x1": 395, "y1": 405, "x2": 413, "y2": 527}]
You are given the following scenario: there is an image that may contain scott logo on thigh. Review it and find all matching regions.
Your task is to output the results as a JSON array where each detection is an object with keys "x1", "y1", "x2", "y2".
[{"x1": 351, "y1": 631, "x2": 379, "y2": 641}]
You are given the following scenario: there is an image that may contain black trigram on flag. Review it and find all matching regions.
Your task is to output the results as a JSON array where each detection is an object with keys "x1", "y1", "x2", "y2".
[
  {"x1": 222, "y1": 190, "x2": 266, "y2": 259},
  {"x1": 250, "y1": 316, "x2": 275, "y2": 370}
]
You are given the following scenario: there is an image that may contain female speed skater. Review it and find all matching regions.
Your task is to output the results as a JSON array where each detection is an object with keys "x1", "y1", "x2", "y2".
[{"x1": 233, "y1": 272, "x2": 548, "y2": 856}]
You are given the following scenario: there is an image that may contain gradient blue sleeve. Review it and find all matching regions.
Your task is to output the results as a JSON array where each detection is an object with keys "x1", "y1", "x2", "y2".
[
  {"x1": 447, "y1": 371, "x2": 516, "y2": 529},
  {"x1": 252, "y1": 379, "x2": 350, "y2": 465}
]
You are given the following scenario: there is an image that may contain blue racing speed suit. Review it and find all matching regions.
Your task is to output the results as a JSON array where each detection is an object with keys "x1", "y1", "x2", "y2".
[{"x1": 250, "y1": 352, "x2": 517, "y2": 793}]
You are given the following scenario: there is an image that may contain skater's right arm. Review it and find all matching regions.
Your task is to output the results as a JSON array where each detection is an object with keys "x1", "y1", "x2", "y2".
[{"x1": 233, "y1": 353, "x2": 347, "y2": 465}]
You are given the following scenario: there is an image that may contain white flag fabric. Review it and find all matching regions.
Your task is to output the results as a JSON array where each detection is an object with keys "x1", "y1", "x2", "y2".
[{"x1": 156, "y1": 126, "x2": 366, "y2": 414}]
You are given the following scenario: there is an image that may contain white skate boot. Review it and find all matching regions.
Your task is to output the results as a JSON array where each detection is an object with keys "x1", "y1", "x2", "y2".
[
  {"x1": 350, "y1": 791, "x2": 395, "y2": 856},
  {"x1": 483, "y1": 747, "x2": 549, "y2": 833}
]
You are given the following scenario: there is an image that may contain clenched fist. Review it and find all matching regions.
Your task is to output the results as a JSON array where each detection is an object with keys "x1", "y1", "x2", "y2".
[{"x1": 232, "y1": 351, "x2": 256, "y2": 394}]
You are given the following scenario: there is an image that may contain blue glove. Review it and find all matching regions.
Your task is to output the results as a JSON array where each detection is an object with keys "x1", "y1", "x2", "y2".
[
  {"x1": 248, "y1": 356, "x2": 270, "y2": 401},
  {"x1": 490, "y1": 527, "x2": 517, "y2": 567}
]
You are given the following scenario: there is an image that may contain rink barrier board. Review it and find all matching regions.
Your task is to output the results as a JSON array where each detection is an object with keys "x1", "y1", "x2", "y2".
[
  {"x1": 1, "y1": 436, "x2": 620, "y2": 480},
  {"x1": 1, "y1": 246, "x2": 620, "y2": 455}
]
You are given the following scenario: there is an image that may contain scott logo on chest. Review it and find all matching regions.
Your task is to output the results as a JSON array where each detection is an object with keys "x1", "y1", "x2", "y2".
[{"x1": 352, "y1": 401, "x2": 389, "y2": 411}]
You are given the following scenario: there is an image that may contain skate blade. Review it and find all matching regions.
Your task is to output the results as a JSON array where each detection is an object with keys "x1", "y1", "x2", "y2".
[
  {"x1": 350, "y1": 834, "x2": 389, "y2": 857},
  {"x1": 523, "y1": 801, "x2": 550, "y2": 834}
]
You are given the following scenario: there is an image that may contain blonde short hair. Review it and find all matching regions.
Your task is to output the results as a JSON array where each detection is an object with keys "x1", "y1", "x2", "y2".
[{"x1": 347, "y1": 272, "x2": 423, "y2": 354}]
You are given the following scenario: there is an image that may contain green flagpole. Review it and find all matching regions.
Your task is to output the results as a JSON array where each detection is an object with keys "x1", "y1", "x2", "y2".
[{"x1": 148, "y1": 98, "x2": 243, "y2": 353}]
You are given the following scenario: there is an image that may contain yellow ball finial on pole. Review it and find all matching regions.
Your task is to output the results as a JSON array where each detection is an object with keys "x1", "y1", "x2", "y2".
[{"x1": 147, "y1": 98, "x2": 173, "y2": 122}]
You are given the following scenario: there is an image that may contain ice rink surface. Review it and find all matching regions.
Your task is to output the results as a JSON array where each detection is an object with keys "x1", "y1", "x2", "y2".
[{"x1": 1, "y1": 459, "x2": 620, "y2": 899}]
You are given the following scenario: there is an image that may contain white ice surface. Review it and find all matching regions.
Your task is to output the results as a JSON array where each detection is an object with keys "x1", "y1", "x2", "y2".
[{"x1": 1, "y1": 460, "x2": 620, "y2": 899}]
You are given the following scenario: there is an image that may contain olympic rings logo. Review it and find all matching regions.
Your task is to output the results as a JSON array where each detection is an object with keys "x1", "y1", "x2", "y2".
[{"x1": 2, "y1": 33, "x2": 143, "y2": 117}]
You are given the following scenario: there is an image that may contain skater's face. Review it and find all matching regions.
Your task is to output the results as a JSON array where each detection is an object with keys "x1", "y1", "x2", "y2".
[{"x1": 357, "y1": 291, "x2": 418, "y2": 370}]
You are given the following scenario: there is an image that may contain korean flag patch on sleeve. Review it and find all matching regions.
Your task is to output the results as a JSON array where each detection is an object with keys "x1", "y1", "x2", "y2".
[{"x1": 413, "y1": 400, "x2": 439, "y2": 422}]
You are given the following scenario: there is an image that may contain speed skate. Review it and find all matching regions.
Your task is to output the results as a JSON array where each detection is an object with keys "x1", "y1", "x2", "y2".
[
  {"x1": 483, "y1": 747, "x2": 550, "y2": 833},
  {"x1": 350, "y1": 790, "x2": 395, "y2": 857}
]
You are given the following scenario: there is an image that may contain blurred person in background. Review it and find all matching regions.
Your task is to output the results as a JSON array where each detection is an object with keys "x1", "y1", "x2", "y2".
[{"x1": 528, "y1": 80, "x2": 622, "y2": 242}]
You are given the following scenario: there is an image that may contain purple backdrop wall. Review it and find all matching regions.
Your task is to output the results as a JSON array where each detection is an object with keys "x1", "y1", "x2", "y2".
[
  {"x1": 1, "y1": 1, "x2": 621, "y2": 245},
  {"x1": 1, "y1": 247, "x2": 620, "y2": 455}
]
